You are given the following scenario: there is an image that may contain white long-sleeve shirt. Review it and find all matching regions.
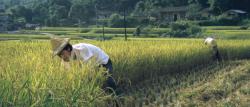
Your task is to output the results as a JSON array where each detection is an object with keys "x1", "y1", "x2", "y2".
[
  {"x1": 204, "y1": 37, "x2": 217, "y2": 47},
  {"x1": 71, "y1": 43, "x2": 109, "y2": 65}
]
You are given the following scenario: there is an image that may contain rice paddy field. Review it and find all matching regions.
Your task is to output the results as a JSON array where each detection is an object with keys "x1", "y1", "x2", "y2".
[
  {"x1": 1, "y1": 37, "x2": 250, "y2": 106},
  {"x1": 1, "y1": 26, "x2": 250, "y2": 40},
  {"x1": 1, "y1": 26, "x2": 250, "y2": 106}
]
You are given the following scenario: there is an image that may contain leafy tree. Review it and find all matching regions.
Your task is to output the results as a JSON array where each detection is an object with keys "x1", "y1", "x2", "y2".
[
  {"x1": 132, "y1": 1, "x2": 145, "y2": 17},
  {"x1": 47, "y1": 5, "x2": 68, "y2": 26},
  {"x1": 208, "y1": 0, "x2": 231, "y2": 15},
  {"x1": 1, "y1": 0, "x2": 250, "y2": 27},
  {"x1": 31, "y1": 1, "x2": 49, "y2": 25},
  {"x1": 187, "y1": 3, "x2": 202, "y2": 20},
  {"x1": 9, "y1": 5, "x2": 33, "y2": 23},
  {"x1": 170, "y1": 21, "x2": 202, "y2": 37},
  {"x1": 48, "y1": 0, "x2": 71, "y2": 10},
  {"x1": 189, "y1": 0, "x2": 209, "y2": 7},
  {"x1": 46, "y1": 0, "x2": 71, "y2": 26},
  {"x1": 69, "y1": 0, "x2": 95, "y2": 26}
]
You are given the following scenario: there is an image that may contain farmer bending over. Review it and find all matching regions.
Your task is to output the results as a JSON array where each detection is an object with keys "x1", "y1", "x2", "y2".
[
  {"x1": 204, "y1": 37, "x2": 222, "y2": 62},
  {"x1": 50, "y1": 37, "x2": 117, "y2": 92}
]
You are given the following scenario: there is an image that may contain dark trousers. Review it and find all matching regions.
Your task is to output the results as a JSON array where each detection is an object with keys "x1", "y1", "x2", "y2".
[
  {"x1": 101, "y1": 59, "x2": 117, "y2": 92},
  {"x1": 212, "y1": 46, "x2": 222, "y2": 62}
]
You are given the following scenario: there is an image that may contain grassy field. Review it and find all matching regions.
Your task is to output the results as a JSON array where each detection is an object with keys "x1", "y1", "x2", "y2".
[
  {"x1": 1, "y1": 26, "x2": 250, "y2": 106},
  {"x1": 1, "y1": 38, "x2": 250, "y2": 106},
  {"x1": 0, "y1": 26, "x2": 250, "y2": 40},
  {"x1": 203, "y1": 29, "x2": 250, "y2": 39},
  {"x1": 21, "y1": 27, "x2": 168, "y2": 38},
  {"x1": 202, "y1": 26, "x2": 243, "y2": 30}
]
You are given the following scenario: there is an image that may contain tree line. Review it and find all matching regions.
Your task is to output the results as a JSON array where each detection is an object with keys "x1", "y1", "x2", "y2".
[{"x1": 1, "y1": 0, "x2": 250, "y2": 28}]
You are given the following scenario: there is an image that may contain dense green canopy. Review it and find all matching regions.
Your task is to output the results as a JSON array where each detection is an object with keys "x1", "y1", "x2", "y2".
[{"x1": 1, "y1": 0, "x2": 250, "y2": 27}]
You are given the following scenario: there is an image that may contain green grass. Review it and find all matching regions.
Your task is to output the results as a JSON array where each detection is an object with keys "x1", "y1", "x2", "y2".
[
  {"x1": 3, "y1": 26, "x2": 250, "y2": 40},
  {"x1": 0, "y1": 34, "x2": 50, "y2": 39},
  {"x1": 39, "y1": 27, "x2": 169, "y2": 37},
  {"x1": 0, "y1": 34, "x2": 85, "y2": 40},
  {"x1": 202, "y1": 26, "x2": 243, "y2": 30},
  {"x1": 203, "y1": 29, "x2": 250, "y2": 39},
  {"x1": 40, "y1": 27, "x2": 91, "y2": 31}
]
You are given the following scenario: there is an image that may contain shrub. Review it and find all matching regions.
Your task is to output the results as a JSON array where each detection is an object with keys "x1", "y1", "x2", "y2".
[
  {"x1": 216, "y1": 14, "x2": 240, "y2": 25},
  {"x1": 198, "y1": 15, "x2": 241, "y2": 26},
  {"x1": 108, "y1": 14, "x2": 140, "y2": 28},
  {"x1": 240, "y1": 19, "x2": 250, "y2": 29},
  {"x1": 108, "y1": 13, "x2": 123, "y2": 28},
  {"x1": 126, "y1": 17, "x2": 139, "y2": 28},
  {"x1": 170, "y1": 21, "x2": 202, "y2": 37},
  {"x1": 79, "y1": 29, "x2": 91, "y2": 33},
  {"x1": 239, "y1": 25, "x2": 249, "y2": 30}
]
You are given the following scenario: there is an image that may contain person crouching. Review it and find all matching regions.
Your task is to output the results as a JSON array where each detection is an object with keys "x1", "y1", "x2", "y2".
[
  {"x1": 50, "y1": 37, "x2": 117, "y2": 93},
  {"x1": 204, "y1": 37, "x2": 222, "y2": 62}
]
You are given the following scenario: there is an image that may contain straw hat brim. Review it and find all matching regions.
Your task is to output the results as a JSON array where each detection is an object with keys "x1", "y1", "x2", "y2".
[{"x1": 52, "y1": 38, "x2": 70, "y2": 56}]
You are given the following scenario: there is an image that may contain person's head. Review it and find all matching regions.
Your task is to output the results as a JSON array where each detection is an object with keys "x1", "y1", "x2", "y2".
[
  {"x1": 204, "y1": 36, "x2": 217, "y2": 47},
  {"x1": 57, "y1": 43, "x2": 73, "y2": 62},
  {"x1": 50, "y1": 37, "x2": 71, "y2": 61}
]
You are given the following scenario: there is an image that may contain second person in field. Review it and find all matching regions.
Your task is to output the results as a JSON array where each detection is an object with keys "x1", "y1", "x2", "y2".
[{"x1": 204, "y1": 37, "x2": 222, "y2": 62}]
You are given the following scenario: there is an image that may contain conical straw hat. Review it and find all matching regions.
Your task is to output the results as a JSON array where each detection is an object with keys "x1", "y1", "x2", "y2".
[{"x1": 50, "y1": 37, "x2": 70, "y2": 56}]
